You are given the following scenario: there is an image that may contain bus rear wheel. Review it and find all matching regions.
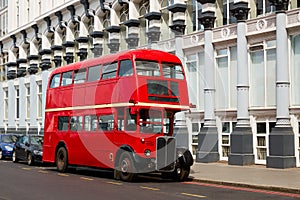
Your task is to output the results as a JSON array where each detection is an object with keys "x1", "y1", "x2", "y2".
[
  {"x1": 118, "y1": 152, "x2": 136, "y2": 182},
  {"x1": 56, "y1": 147, "x2": 68, "y2": 172}
]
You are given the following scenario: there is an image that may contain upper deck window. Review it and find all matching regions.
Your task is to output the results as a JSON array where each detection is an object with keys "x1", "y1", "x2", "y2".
[
  {"x1": 136, "y1": 60, "x2": 160, "y2": 76},
  {"x1": 119, "y1": 60, "x2": 133, "y2": 77},
  {"x1": 50, "y1": 74, "x2": 61, "y2": 88},
  {"x1": 102, "y1": 62, "x2": 117, "y2": 80},
  {"x1": 88, "y1": 65, "x2": 101, "y2": 82},
  {"x1": 61, "y1": 71, "x2": 73, "y2": 86},
  {"x1": 162, "y1": 63, "x2": 184, "y2": 79},
  {"x1": 74, "y1": 68, "x2": 86, "y2": 84}
]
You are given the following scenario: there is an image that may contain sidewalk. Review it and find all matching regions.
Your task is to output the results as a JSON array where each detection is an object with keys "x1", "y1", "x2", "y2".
[{"x1": 190, "y1": 162, "x2": 300, "y2": 194}]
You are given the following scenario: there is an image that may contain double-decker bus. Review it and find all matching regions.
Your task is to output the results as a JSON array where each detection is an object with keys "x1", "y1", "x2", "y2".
[{"x1": 43, "y1": 49, "x2": 193, "y2": 182}]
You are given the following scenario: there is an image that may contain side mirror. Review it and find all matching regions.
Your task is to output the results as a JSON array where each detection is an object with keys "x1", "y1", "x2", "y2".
[{"x1": 25, "y1": 142, "x2": 30, "y2": 147}]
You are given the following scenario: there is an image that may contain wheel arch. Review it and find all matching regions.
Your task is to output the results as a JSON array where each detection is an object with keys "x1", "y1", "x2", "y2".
[
  {"x1": 176, "y1": 147, "x2": 194, "y2": 167},
  {"x1": 114, "y1": 145, "x2": 135, "y2": 168}
]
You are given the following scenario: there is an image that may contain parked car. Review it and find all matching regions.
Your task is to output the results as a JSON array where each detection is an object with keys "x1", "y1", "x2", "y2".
[
  {"x1": 0, "y1": 134, "x2": 20, "y2": 160},
  {"x1": 12, "y1": 134, "x2": 43, "y2": 165}
]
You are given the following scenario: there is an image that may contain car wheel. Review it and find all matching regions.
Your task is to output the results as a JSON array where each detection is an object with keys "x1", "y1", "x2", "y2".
[
  {"x1": 118, "y1": 151, "x2": 136, "y2": 182},
  {"x1": 0, "y1": 149, "x2": 3, "y2": 160},
  {"x1": 56, "y1": 147, "x2": 68, "y2": 172},
  {"x1": 12, "y1": 151, "x2": 18, "y2": 163},
  {"x1": 27, "y1": 153, "x2": 34, "y2": 166}
]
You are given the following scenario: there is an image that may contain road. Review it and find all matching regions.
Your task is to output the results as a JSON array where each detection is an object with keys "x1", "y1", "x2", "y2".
[{"x1": 0, "y1": 160, "x2": 299, "y2": 200}]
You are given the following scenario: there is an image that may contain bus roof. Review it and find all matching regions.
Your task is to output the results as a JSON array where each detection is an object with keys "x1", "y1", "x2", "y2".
[{"x1": 50, "y1": 49, "x2": 182, "y2": 75}]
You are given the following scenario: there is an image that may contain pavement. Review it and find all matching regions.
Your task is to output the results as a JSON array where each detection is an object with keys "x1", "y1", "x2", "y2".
[{"x1": 190, "y1": 162, "x2": 300, "y2": 194}]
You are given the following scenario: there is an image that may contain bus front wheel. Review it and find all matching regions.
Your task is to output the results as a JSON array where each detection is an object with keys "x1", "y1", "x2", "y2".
[
  {"x1": 118, "y1": 152, "x2": 136, "y2": 182},
  {"x1": 56, "y1": 147, "x2": 68, "y2": 172}
]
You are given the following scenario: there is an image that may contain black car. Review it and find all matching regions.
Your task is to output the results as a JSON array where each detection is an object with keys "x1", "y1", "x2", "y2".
[{"x1": 12, "y1": 134, "x2": 43, "y2": 165}]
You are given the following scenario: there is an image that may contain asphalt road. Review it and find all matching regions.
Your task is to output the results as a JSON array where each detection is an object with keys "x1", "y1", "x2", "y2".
[{"x1": 0, "y1": 160, "x2": 298, "y2": 200}]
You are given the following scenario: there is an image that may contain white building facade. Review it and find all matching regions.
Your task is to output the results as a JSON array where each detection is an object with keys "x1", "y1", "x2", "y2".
[{"x1": 0, "y1": 0, "x2": 300, "y2": 169}]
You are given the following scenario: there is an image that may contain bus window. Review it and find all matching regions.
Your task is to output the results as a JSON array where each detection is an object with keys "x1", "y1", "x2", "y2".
[
  {"x1": 147, "y1": 80, "x2": 169, "y2": 95},
  {"x1": 139, "y1": 109, "x2": 162, "y2": 134},
  {"x1": 162, "y1": 63, "x2": 184, "y2": 79},
  {"x1": 136, "y1": 60, "x2": 160, "y2": 76},
  {"x1": 84, "y1": 115, "x2": 97, "y2": 131},
  {"x1": 58, "y1": 116, "x2": 69, "y2": 131},
  {"x1": 99, "y1": 114, "x2": 114, "y2": 131},
  {"x1": 74, "y1": 68, "x2": 86, "y2": 84},
  {"x1": 70, "y1": 116, "x2": 83, "y2": 131},
  {"x1": 119, "y1": 60, "x2": 133, "y2": 77},
  {"x1": 50, "y1": 74, "x2": 61, "y2": 88},
  {"x1": 125, "y1": 109, "x2": 137, "y2": 131},
  {"x1": 87, "y1": 65, "x2": 101, "y2": 82},
  {"x1": 102, "y1": 62, "x2": 117, "y2": 80},
  {"x1": 61, "y1": 71, "x2": 73, "y2": 86}
]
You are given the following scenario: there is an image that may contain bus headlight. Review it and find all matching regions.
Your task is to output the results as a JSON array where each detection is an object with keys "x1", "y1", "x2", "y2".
[{"x1": 144, "y1": 149, "x2": 151, "y2": 157}]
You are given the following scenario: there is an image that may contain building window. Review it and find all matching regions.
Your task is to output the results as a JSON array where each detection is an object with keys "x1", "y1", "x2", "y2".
[
  {"x1": 16, "y1": 88, "x2": 19, "y2": 119},
  {"x1": 160, "y1": 0, "x2": 172, "y2": 40},
  {"x1": 298, "y1": 122, "x2": 300, "y2": 165},
  {"x1": 215, "y1": 46, "x2": 237, "y2": 109},
  {"x1": 0, "y1": 10, "x2": 8, "y2": 37},
  {"x1": 0, "y1": 0, "x2": 8, "y2": 8},
  {"x1": 186, "y1": 0, "x2": 202, "y2": 33},
  {"x1": 291, "y1": 34, "x2": 300, "y2": 106},
  {"x1": 37, "y1": 84, "x2": 42, "y2": 118},
  {"x1": 220, "y1": 121, "x2": 236, "y2": 160},
  {"x1": 222, "y1": 0, "x2": 236, "y2": 25},
  {"x1": 4, "y1": 89, "x2": 8, "y2": 120},
  {"x1": 0, "y1": 53, "x2": 7, "y2": 81},
  {"x1": 250, "y1": 40, "x2": 276, "y2": 107},
  {"x1": 26, "y1": 86, "x2": 30, "y2": 119},
  {"x1": 139, "y1": 0, "x2": 149, "y2": 47},
  {"x1": 256, "y1": 0, "x2": 274, "y2": 16},
  {"x1": 120, "y1": 4, "x2": 129, "y2": 51},
  {"x1": 185, "y1": 52, "x2": 205, "y2": 109},
  {"x1": 255, "y1": 121, "x2": 275, "y2": 164}
]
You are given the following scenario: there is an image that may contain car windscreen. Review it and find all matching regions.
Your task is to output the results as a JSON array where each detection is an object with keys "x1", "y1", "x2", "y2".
[
  {"x1": 31, "y1": 136, "x2": 43, "y2": 145},
  {"x1": 1, "y1": 135, "x2": 19, "y2": 143}
]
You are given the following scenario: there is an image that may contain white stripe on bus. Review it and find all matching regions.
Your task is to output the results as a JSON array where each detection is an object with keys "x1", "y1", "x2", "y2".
[{"x1": 45, "y1": 102, "x2": 189, "y2": 112}]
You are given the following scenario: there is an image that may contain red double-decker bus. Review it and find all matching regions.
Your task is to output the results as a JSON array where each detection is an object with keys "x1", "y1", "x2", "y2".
[{"x1": 43, "y1": 49, "x2": 193, "y2": 181}]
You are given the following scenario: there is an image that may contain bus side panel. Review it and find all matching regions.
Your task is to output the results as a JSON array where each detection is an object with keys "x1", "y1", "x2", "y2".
[
  {"x1": 112, "y1": 77, "x2": 137, "y2": 103},
  {"x1": 43, "y1": 112, "x2": 57, "y2": 163}
]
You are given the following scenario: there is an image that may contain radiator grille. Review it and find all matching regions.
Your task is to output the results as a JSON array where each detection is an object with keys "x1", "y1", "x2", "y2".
[{"x1": 156, "y1": 137, "x2": 176, "y2": 171}]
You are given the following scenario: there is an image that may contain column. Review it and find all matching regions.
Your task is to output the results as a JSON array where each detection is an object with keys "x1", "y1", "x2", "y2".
[
  {"x1": 52, "y1": 11, "x2": 66, "y2": 67},
  {"x1": 266, "y1": 0, "x2": 296, "y2": 169},
  {"x1": 28, "y1": 25, "x2": 41, "y2": 75},
  {"x1": 124, "y1": 1, "x2": 140, "y2": 49},
  {"x1": 107, "y1": 5, "x2": 120, "y2": 54},
  {"x1": 17, "y1": 30, "x2": 29, "y2": 77},
  {"x1": 228, "y1": 0, "x2": 254, "y2": 165},
  {"x1": 28, "y1": 75, "x2": 38, "y2": 134},
  {"x1": 7, "y1": 79, "x2": 16, "y2": 134},
  {"x1": 196, "y1": 1, "x2": 219, "y2": 163},
  {"x1": 64, "y1": 5, "x2": 79, "y2": 64},
  {"x1": 6, "y1": 35, "x2": 18, "y2": 80},
  {"x1": 18, "y1": 77, "x2": 27, "y2": 134},
  {"x1": 77, "y1": 0, "x2": 93, "y2": 61},
  {"x1": 168, "y1": 1, "x2": 187, "y2": 36},
  {"x1": 0, "y1": 82, "x2": 5, "y2": 133},
  {"x1": 39, "y1": 17, "x2": 53, "y2": 71},
  {"x1": 145, "y1": 0, "x2": 161, "y2": 46}
]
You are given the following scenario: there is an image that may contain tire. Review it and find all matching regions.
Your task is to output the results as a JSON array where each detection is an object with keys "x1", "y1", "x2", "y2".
[
  {"x1": 172, "y1": 164, "x2": 190, "y2": 182},
  {"x1": 27, "y1": 153, "x2": 34, "y2": 166},
  {"x1": 0, "y1": 149, "x2": 3, "y2": 160},
  {"x1": 118, "y1": 152, "x2": 136, "y2": 182},
  {"x1": 12, "y1": 151, "x2": 18, "y2": 163},
  {"x1": 56, "y1": 147, "x2": 68, "y2": 173}
]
